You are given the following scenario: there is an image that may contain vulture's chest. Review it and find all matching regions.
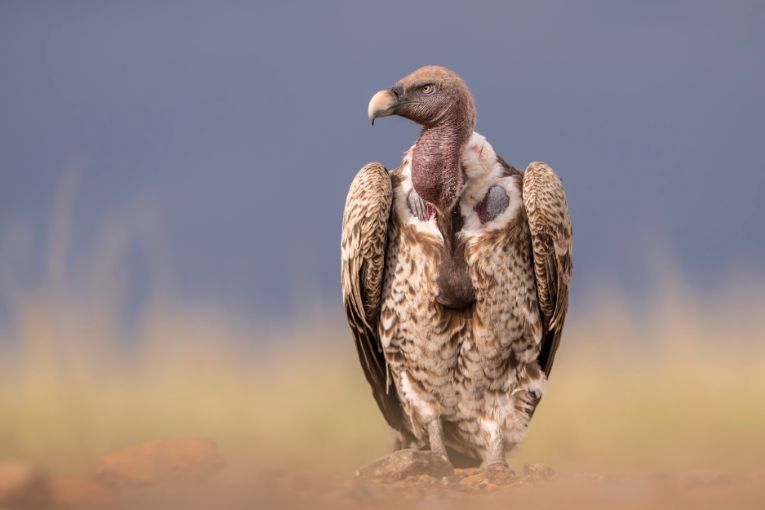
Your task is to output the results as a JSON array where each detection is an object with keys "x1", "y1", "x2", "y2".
[
  {"x1": 379, "y1": 133, "x2": 536, "y2": 426},
  {"x1": 386, "y1": 133, "x2": 526, "y2": 313}
]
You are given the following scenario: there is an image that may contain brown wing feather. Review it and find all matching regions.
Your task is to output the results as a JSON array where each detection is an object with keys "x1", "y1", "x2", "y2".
[
  {"x1": 522, "y1": 162, "x2": 573, "y2": 377},
  {"x1": 341, "y1": 162, "x2": 406, "y2": 431}
]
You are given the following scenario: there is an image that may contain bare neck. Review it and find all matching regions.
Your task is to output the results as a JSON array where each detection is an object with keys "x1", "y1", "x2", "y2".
[{"x1": 410, "y1": 106, "x2": 473, "y2": 212}]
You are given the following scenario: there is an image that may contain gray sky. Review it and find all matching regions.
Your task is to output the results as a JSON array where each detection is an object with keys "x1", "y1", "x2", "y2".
[{"x1": 1, "y1": 1, "x2": 764, "y2": 319}]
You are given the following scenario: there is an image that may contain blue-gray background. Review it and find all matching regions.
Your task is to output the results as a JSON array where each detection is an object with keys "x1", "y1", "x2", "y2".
[{"x1": 1, "y1": 1, "x2": 764, "y2": 321}]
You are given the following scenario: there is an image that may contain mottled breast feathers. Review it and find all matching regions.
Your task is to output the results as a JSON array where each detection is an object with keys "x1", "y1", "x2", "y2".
[{"x1": 341, "y1": 152, "x2": 573, "y2": 450}]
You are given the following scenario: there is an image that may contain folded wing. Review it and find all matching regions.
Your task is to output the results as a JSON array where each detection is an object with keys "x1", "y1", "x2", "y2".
[
  {"x1": 341, "y1": 163, "x2": 406, "y2": 432},
  {"x1": 522, "y1": 162, "x2": 573, "y2": 376}
]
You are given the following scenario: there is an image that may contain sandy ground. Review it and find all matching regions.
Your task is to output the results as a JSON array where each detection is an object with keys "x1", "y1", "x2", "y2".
[
  {"x1": 6, "y1": 442, "x2": 765, "y2": 510},
  {"x1": 99, "y1": 466, "x2": 765, "y2": 510}
]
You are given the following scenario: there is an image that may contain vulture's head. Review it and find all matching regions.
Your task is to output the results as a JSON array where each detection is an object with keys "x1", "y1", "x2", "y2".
[{"x1": 368, "y1": 66, "x2": 476, "y2": 131}]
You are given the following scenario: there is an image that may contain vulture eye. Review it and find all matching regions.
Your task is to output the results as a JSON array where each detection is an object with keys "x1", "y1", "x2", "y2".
[{"x1": 421, "y1": 84, "x2": 435, "y2": 94}]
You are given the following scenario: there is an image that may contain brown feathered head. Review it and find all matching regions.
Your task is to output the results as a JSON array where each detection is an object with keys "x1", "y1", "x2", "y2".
[
  {"x1": 368, "y1": 65, "x2": 476, "y2": 132},
  {"x1": 367, "y1": 66, "x2": 477, "y2": 211}
]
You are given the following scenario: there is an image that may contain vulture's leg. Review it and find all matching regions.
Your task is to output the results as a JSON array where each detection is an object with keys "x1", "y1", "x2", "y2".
[
  {"x1": 427, "y1": 418, "x2": 449, "y2": 460},
  {"x1": 392, "y1": 432, "x2": 405, "y2": 451},
  {"x1": 392, "y1": 431, "x2": 417, "y2": 451},
  {"x1": 480, "y1": 435, "x2": 516, "y2": 484},
  {"x1": 482, "y1": 430, "x2": 508, "y2": 468},
  {"x1": 481, "y1": 433, "x2": 515, "y2": 481}
]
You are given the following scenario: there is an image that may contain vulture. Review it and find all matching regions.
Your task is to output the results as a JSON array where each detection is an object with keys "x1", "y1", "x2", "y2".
[{"x1": 341, "y1": 65, "x2": 572, "y2": 470}]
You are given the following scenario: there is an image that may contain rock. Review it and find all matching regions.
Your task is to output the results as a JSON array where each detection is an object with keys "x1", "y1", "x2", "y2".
[
  {"x1": 524, "y1": 463, "x2": 556, "y2": 482},
  {"x1": 453, "y1": 465, "x2": 516, "y2": 490},
  {"x1": 355, "y1": 449, "x2": 453, "y2": 481},
  {"x1": 484, "y1": 464, "x2": 517, "y2": 485},
  {"x1": 0, "y1": 460, "x2": 51, "y2": 508},
  {"x1": 91, "y1": 437, "x2": 226, "y2": 489},
  {"x1": 457, "y1": 472, "x2": 485, "y2": 488},
  {"x1": 50, "y1": 477, "x2": 115, "y2": 508}
]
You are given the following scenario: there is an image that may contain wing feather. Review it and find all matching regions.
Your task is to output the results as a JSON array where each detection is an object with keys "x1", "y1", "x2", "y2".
[
  {"x1": 341, "y1": 163, "x2": 405, "y2": 431},
  {"x1": 523, "y1": 162, "x2": 573, "y2": 376}
]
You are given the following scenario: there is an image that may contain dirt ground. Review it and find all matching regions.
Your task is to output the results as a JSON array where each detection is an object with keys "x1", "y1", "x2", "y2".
[
  {"x1": 94, "y1": 466, "x2": 765, "y2": 510},
  {"x1": 5, "y1": 442, "x2": 765, "y2": 510}
]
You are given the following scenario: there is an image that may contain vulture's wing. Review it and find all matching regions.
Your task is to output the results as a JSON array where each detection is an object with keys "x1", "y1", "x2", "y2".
[
  {"x1": 341, "y1": 163, "x2": 406, "y2": 431},
  {"x1": 522, "y1": 162, "x2": 573, "y2": 377}
]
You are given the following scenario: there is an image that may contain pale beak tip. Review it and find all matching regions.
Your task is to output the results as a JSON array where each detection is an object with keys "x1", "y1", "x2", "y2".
[{"x1": 367, "y1": 89, "x2": 397, "y2": 126}]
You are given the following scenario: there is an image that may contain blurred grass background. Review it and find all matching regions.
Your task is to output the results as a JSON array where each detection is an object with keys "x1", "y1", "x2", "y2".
[
  {"x1": 0, "y1": 176, "x2": 764, "y2": 477},
  {"x1": 1, "y1": 274, "x2": 764, "y2": 476}
]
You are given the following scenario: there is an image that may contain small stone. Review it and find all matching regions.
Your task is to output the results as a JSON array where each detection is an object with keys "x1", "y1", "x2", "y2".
[
  {"x1": 0, "y1": 460, "x2": 51, "y2": 508},
  {"x1": 458, "y1": 473, "x2": 485, "y2": 487},
  {"x1": 91, "y1": 437, "x2": 226, "y2": 489},
  {"x1": 524, "y1": 463, "x2": 556, "y2": 482},
  {"x1": 484, "y1": 464, "x2": 517, "y2": 485},
  {"x1": 355, "y1": 449, "x2": 453, "y2": 482},
  {"x1": 453, "y1": 467, "x2": 480, "y2": 480}
]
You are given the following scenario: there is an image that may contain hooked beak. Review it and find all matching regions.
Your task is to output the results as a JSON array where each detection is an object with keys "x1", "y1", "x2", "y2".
[{"x1": 367, "y1": 89, "x2": 398, "y2": 125}]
